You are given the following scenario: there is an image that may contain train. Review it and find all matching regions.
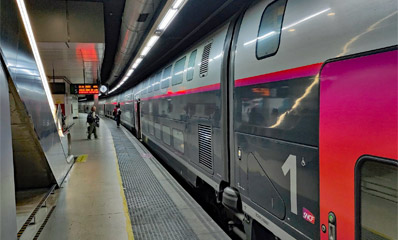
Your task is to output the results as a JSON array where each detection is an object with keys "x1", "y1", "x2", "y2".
[{"x1": 80, "y1": 0, "x2": 398, "y2": 239}]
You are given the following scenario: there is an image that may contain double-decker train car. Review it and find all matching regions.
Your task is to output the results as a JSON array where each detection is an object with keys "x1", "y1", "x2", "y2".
[{"x1": 83, "y1": 0, "x2": 398, "y2": 239}]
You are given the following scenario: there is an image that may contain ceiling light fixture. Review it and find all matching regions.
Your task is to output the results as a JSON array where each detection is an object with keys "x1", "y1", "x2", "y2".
[
  {"x1": 126, "y1": 69, "x2": 134, "y2": 77},
  {"x1": 109, "y1": 0, "x2": 187, "y2": 94},
  {"x1": 141, "y1": 46, "x2": 151, "y2": 56},
  {"x1": 147, "y1": 35, "x2": 160, "y2": 47},
  {"x1": 173, "y1": 0, "x2": 184, "y2": 9},
  {"x1": 158, "y1": 9, "x2": 177, "y2": 30},
  {"x1": 132, "y1": 58, "x2": 143, "y2": 69},
  {"x1": 16, "y1": 0, "x2": 57, "y2": 123}
]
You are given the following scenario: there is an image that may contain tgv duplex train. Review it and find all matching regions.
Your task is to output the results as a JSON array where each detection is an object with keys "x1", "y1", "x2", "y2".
[{"x1": 81, "y1": 0, "x2": 398, "y2": 239}]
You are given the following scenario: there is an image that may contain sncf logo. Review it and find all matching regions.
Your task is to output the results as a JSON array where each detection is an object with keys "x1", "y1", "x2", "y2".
[{"x1": 302, "y1": 207, "x2": 315, "y2": 224}]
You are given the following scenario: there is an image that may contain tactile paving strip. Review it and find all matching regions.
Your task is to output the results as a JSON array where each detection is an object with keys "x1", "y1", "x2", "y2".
[{"x1": 106, "y1": 121, "x2": 199, "y2": 240}]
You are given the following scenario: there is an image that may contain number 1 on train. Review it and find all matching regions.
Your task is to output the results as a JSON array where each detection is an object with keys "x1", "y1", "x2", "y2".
[{"x1": 282, "y1": 154, "x2": 298, "y2": 215}]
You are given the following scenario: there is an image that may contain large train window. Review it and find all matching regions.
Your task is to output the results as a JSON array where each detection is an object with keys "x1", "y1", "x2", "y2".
[
  {"x1": 235, "y1": 76, "x2": 319, "y2": 146},
  {"x1": 144, "y1": 80, "x2": 149, "y2": 94},
  {"x1": 187, "y1": 49, "x2": 197, "y2": 81},
  {"x1": 162, "y1": 125, "x2": 171, "y2": 145},
  {"x1": 161, "y1": 65, "x2": 172, "y2": 89},
  {"x1": 172, "y1": 129, "x2": 184, "y2": 153},
  {"x1": 356, "y1": 158, "x2": 397, "y2": 240},
  {"x1": 172, "y1": 56, "x2": 186, "y2": 85},
  {"x1": 256, "y1": 0, "x2": 287, "y2": 60},
  {"x1": 149, "y1": 121, "x2": 154, "y2": 135},
  {"x1": 155, "y1": 123, "x2": 161, "y2": 139},
  {"x1": 148, "y1": 77, "x2": 153, "y2": 93},
  {"x1": 153, "y1": 71, "x2": 161, "y2": 91}
]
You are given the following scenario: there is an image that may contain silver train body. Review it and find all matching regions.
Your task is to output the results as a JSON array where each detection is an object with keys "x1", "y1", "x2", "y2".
[{"x1": 81, "y1": 0, "x2": 398, "y2": 239}]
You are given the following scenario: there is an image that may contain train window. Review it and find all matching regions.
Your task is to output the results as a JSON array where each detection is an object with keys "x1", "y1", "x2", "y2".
[
  {"x1": 155, "y1": 123, "x2": 161, "y2": 139},
  {"x1": 141, "y1": 119, "x2": 145, "y2": 132},
  {"x1": 162, "y1": 125, "x2": 171, "y2": 145},
  {"x1": 147, "y1": 79, "x2": 151, "y2": 93},
  {"x1": 161, "y1": 65, "x2": 172, "y2": 89},
  {"x1": 256, "y1": 0, "x2": 287, "y2": 59},
  {"x1": 172, "y1": 56, "x2": 186, "y2": 85},
  {"x1": 172, "y1": 129, "x2": 184, "y2": 153},
  {"x1": 142, "y1": 119, "x2": 146, "y2": 132},
  {"x1": 145, "y1": 120, "x2": 149, "y2": 133},
  {"x1": 149, "y1": 121, "x2": 154, "y2": 135},
  {"x1": 143, "y1": 81, "x2": 148, "y2": 94},
  {"x1": 153, "y1": 71, "x2": 161, "y2": 91},
  {"x1": 187, "y1": 50, "x2": 197, "y2": 81},
  {"x1": 149, "y1": 77, "x2": 155, "y2": 93},
  {"x1": 235, "y1": 77, "x2": 319, "y2": 146},
  {"x1": 357, "y1": 159, "x2": 397, "y2": 240}
]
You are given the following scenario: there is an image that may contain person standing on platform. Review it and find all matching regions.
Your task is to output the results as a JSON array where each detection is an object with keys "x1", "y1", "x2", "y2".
[
  {"x1": 113, "y1": 105, "x2": 118, "y2": 120},
  {"x1": 116, "y1": 104, "x2": 122, "y2": 128},
  {"x1": 87, "y1": 106, "x2": 99, "y2": 139}
]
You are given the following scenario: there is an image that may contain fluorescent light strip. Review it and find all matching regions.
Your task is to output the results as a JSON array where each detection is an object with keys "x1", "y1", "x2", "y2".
[
  {"x1": 132, "y1": 58, "x2": 143, "y2": 69},
  {"x1": 173, "y1": 0, "x2": 184, "y2": 9},
  {"x1": 126, "y1": 69, "x2": 133, "y2": 77},
  {"x1": 141, "y1": 46, "x2": 151, "y2": 56},
  {"x1": 147, "y1": 35, "x2": 160, "y2": 47},
  {"x1": 158, "y1": 9, "x2": 177, "y2": 30},
  {"x1": 16, "y1": 0, "x2": 57, "y2": 123},
  {"x1": 109, "y1": 1, "x2": 187, "y2": 94}
]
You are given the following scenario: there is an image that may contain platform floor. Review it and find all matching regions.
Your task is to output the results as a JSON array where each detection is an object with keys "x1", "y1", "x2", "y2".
[{"x1": 38, "y1": 113, "x2": 229, "y2": 240}]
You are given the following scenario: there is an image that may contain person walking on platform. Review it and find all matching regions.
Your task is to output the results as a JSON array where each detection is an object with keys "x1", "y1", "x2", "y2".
[
  {"x1": 116, "y1": 104, "x2": 122, "y2": 128},
  {"x1": 87, "y1": 106, "x2": 99, "y2": 139}
]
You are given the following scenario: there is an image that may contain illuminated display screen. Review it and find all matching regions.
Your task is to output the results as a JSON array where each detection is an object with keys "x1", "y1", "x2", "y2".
[{"x1": 71, "y1": 84, "x2": 99, "y2": 95}]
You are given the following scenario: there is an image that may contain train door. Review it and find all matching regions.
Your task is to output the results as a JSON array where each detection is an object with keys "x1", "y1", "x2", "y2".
[
  {"x1": 135, "y1": 99, "x2": 142, "y2": 139},
  {"x1": 230, "y1": 0, "x2": 320, "y2": 239},
  {"x1": 319, "y1": 49, "x2": 398, "y2": 240}
]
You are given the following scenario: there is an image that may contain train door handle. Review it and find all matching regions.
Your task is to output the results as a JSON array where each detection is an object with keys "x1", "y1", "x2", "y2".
[
  {"x1": 237, "y1": 148, "x2": 242, "y2": 160},
  {"x1": 328, "y1": 212, "x2": 336, "y2": 240}
]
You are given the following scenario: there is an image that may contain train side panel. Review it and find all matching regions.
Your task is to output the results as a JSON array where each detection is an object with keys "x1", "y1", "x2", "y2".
[
  {"x1": 231, "y1": 0, "x2": 397, "y2": 239},
  {"x1": 138, "y1": 24, "x2": 229, "y2": 190}
]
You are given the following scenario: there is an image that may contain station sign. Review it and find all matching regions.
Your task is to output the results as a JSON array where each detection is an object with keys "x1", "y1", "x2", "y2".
[{"x1": 71, "y1": 84, "x2": 99, "y2": 95}]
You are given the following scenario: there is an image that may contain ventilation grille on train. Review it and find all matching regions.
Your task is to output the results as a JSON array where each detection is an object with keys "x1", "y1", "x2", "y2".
[
  {"x1": 198, "y1": 124, "x2": 213, "y2": 170},
  {"x1": 199, "y1": 42, "x2": 212, "y2": 78}
]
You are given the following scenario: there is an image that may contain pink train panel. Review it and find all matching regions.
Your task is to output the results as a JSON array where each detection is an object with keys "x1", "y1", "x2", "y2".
[{"x1": 319, "y1": 49, "x2": 398, "y2": 239}]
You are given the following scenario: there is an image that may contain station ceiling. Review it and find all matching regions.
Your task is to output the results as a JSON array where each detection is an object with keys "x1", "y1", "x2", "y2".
[
  {"x1": 26, "y1": 0, "x2": 107, "y2": 84},
  {"x1": 26, "y1": 0, "x2": 251, "y2": 92},
  {"x1": 108, "y1": 0, "x2": 251, "y2": 94}
]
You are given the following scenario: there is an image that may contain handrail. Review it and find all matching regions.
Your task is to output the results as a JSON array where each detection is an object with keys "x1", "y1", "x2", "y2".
[{"x1": 17, "y1": 184, "x2": 57, "y2": 239}]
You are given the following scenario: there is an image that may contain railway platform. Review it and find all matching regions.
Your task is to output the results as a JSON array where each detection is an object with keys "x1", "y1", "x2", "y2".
[{"x1": 17, "y1": 113, "x2": 229, "y2": 240}]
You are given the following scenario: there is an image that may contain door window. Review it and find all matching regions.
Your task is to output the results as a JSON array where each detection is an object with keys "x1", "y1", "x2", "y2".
[
  {"x1": 357, "y1": 158, "x2": 397, "y2": 240},
  {"x1": 256, "y1": 0, "x2": 287, "y2": 59}
]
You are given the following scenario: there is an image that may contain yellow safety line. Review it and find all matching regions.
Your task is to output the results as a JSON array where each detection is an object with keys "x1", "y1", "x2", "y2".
[
  {"x1": 76, "y1": 155, "x2": 88, "y2": 163},
  {"x1": 112, "y1": 140, "x2": 135, "y2": 240}
]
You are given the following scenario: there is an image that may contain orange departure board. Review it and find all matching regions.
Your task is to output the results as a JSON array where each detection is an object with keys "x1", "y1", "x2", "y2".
[{"x1": 71, "y1": 84, "x2": 99, "y2": 94}]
